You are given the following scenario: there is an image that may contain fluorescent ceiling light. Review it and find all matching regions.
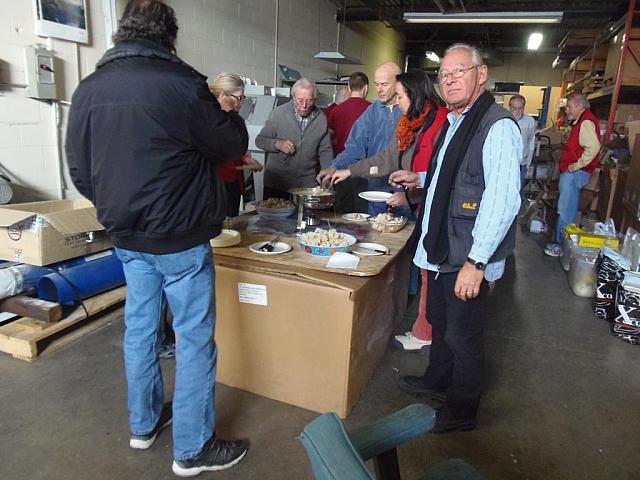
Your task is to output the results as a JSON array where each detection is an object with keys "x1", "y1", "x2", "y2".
[
  {"x1": 528, "y1": 33, "x2": 543, "y2": 50},
  {"x1": 404, "y1": 12, "x2": 563, "y2": 24},
  {"x1": 314, "y1": 51, "x2": 363, "y2": 65},
  {"x1": 425, "y1": 51, "x2": 440, "y2": 62}
]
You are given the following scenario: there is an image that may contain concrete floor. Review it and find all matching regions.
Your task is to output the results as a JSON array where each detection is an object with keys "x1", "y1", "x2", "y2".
[{"x1": 1, "y1": 229, "x2": 639, "y2": 480}]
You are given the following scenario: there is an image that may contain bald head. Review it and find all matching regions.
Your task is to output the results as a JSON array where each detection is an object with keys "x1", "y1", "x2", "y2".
[{"x1": 374, "y1": 62, "x2": 401, "y2": 105}]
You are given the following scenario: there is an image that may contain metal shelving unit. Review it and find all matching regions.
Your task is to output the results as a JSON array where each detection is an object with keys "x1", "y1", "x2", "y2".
[{"x1": 558, "y1": 0, "x2": 640, "y2": 140}]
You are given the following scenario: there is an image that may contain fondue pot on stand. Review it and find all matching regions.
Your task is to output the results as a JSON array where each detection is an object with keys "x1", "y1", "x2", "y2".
[{"x1": 289, "y1": 187, "x2": 336, "y2": 231}]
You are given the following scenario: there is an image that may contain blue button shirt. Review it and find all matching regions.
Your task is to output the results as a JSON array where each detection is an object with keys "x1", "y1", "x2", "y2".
[
  {"x1": 332, "y1": 101, "x2": 401, "y2": 169},
  {"x1": 413, "y1": 107, "x2": 522, "y2": 281},
  {"x1": 332, "y1": 101, "x2": 402, "y2": 215}
]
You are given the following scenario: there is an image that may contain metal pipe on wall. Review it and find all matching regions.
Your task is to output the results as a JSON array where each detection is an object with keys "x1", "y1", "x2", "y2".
[
  {"x1": 273, "y1": 0, "x2": 279, "y2": 87},
  {"x1": 52, "y1": 100, "x2": 66, "y2": 199}
]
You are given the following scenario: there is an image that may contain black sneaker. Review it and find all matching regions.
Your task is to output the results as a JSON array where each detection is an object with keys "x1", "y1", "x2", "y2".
[
  {"x1": 431, "y1": 407, "x2": 477, "y2": 434},
  {"x1": 172, "y1": 436, "x2": 248, "y2": 477},
  {"x1": 398, "y1": 376, "x2": 447, "y2": 403},
  {"x1": 129, "y1": 402, "x2": 172, "y2": 449}
]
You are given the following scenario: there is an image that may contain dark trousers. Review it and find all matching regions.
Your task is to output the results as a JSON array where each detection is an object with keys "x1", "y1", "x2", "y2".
[
  {"x1": 424, "y1": 270, "x2": 487, "y2": 419},
  {"x1": 263, "y1": 186, "x2": 291, "y2": 201},
  {"x1": 224, "y1": 181, "x2": 241, "y2": 218},
  {"x1": 334, "y1": 177, "x2": 368, "y2": 213}
]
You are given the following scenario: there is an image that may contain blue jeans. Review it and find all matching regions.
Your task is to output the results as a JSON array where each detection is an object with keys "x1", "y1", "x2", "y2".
[
  {"x1": 556, "y1": 170, "x2": 591, "y2": 244},
  {"x1": 115, "y1": 243, "x2": 216, "y2": 460}
]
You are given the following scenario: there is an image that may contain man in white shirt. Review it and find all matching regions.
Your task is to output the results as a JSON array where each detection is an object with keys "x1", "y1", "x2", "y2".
[{"x1": 509, "y1": 94, "x2": 536, "y2": 195}]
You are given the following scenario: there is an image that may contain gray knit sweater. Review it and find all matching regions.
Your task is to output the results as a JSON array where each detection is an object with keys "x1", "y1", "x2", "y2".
[{"x1": 255, "y1": 101, "x2": 333, "y2": 191}]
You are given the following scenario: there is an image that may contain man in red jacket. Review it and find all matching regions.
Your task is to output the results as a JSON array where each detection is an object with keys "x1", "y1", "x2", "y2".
[{"x1": 544, "y1": 93, "x2": 601, "y2": 257}]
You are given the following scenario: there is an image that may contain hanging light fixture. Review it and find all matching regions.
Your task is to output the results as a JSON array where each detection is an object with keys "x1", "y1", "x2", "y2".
[
  {"x1": 404, "y1": 12, "x2": 563, "y2": 24},
  {"x1": 528, "y1": 32, "x2": 544, "y2": 50},
  {"x1": 425, "y1": 51, "x2": 440, "y2": 63}
]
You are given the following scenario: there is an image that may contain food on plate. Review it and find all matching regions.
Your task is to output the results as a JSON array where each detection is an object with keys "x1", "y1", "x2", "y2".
[
  {"x1": 353, "y1": 213, "x2": 367, "y2": 220},
  {"x1": 300, "y1": 228, "x2": 350, "y2": 247},
  {"x1": 258, "y1": 242, "x2": 275, "y2": 252},
  {"x1": 261, "y1": 198, "x2": 293, "y2": 209},
  {"x1": 370, "y1": 213, "x2": 406, "y2": 232}
]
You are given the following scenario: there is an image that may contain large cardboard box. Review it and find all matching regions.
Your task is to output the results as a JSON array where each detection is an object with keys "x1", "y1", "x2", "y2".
[
  {"x1": 213, "y1": 253, "x2": 410, "y2": 418},
  {"x1": 614, "y1": 104, "x2": 640, "y2": 124},
  {"x1": 0, "y1": 199, "x2": 111, "y2": 265},
  {"x1": 626, "y1": 120, "x2": 640, "y2": 153},
  {"x1": 604, "y1": 28, "x2": 640, "y2": 85},
  {"x1": 580, "y1": 188, "x2": 598, "y2": 212},
  {"x1": 538, "y1": 126, "x2": 569, "y2": 146},
  {"x1": 599, "y1": 164, "x2": 629, "y2": 227}
]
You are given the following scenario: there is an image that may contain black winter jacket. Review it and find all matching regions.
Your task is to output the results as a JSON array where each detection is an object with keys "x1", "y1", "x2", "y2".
[{"x1": 66, "y1": 39, "x2": 248, "y2": 254}]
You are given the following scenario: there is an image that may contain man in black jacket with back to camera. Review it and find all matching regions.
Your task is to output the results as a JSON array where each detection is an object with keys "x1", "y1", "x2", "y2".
[{"x1": 66, "y1": 0, "x2": 249, "y2": 476}]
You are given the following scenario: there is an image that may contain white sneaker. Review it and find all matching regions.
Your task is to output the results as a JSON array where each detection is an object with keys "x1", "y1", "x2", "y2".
[
  {"x1": 393, "y1": 332, "x2": 432, "y2": 352},
  {"x1": 544, "y1": 243, "x2": 562, "y2": 257}
]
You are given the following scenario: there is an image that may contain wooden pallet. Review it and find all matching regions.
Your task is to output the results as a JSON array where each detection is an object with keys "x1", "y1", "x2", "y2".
[{"x1": 0, "y1": 287, "x2": 125, "y2": 362}]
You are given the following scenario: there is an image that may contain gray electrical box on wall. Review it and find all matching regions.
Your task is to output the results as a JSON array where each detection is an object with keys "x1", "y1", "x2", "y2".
[{"x1": 23, "y1": 46, "x2": 57, "y2": 100}]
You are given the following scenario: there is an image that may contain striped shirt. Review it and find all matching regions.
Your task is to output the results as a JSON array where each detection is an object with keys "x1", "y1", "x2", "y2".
[{"x1": 413, "y1": 107, "x2": 522, "y2": 281}]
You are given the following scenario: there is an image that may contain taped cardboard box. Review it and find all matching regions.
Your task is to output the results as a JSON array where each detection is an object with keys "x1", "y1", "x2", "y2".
[
  {"x1": 213, "y1": 253, "x2": 410, "y2": 418},
  {"x1": 0, "y1": 198, "x2": 111, "y2": 265},
  {"x1": 538, "y1": 126, "x2": 569, "y2": 146},
  {"x1": 626, "y1": 121, "x2": 640, "y2": 153}
]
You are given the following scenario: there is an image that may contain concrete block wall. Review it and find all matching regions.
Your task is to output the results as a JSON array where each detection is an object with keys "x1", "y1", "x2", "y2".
[
  {"x1": 0, "y1": 0, "x2": 108, "y2": 201},
  {"x1": 0, "y1": 0, "x2": 404, "y2": 201}
]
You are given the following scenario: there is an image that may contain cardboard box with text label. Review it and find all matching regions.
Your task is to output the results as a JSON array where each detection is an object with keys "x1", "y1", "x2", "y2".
[{"x1": 0, "y1": 199, "x2": 112, "y2": 265}]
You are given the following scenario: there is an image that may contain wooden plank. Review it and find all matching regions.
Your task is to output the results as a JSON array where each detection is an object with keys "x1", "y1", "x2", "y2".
[
  {"x1": 0, "y1": 296, "x2": 63, "y2": 323},
  {"x1": 0, "y1": 286, "x2": 126, "y2": 360},
  {"x1": 13, "y1": 307, "x2": 123, "y2": 362}
]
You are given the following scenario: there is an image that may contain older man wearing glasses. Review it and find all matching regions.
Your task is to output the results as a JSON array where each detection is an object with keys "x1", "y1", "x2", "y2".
[
  {"x1": 389, "y1": 44, "x2": 521, "y2": 433},
  {"x1": 256, "y1": 78, "x2": 333, "y2": 199}
]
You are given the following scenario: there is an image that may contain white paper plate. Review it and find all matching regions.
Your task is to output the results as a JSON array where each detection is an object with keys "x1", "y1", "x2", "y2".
[
  {"x1": 210, "y1": 229, "x2": 241, "y2": 248},
  {"x1": 358, "y1": 191, "x2": 392, "y2": 202},
  {"x1": 249, "y1": 241, "x2": 292, "y2": 255},
  {"x1": 342, "y1": 213, "x2": 370, "y2": 222},
  {"x1": 351, "y1": 242, "x2": 389, "y2": 256}
]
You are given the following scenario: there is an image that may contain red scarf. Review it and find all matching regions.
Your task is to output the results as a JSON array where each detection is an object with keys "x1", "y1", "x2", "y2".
[{"x1": 395, "y1": 104, "x2": 432, "y2": 151}]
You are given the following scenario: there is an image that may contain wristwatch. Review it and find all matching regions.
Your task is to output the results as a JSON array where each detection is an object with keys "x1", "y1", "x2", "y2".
[{"x1": 467, "y1": 257, "x2": 486, "y2": 271}]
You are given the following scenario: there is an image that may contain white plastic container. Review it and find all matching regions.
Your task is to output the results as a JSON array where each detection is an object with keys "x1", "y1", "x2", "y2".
[{"x1": 568, "y1": 247, "x2": 599, "y2": 297}]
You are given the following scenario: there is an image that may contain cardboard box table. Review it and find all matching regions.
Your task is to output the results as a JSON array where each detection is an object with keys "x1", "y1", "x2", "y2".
[{"x1": 212, "y1": 213, "x2": 412, "y2": 418}]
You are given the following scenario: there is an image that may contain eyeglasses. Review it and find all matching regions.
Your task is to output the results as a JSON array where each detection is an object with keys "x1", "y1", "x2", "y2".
[
  {"x1": 229, "y1": 93, "x2": 246, "y2": 103},
  {"x1": 437, "y1": 65, "x2": 478, "y2": 83}
]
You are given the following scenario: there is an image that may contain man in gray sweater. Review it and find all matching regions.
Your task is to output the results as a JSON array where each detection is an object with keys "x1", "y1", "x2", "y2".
[{"x1": 256, "y1": 78, "x2": 333, "y2": 199}]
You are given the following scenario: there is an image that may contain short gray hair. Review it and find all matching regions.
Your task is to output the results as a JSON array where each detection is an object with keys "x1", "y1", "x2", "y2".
[
  {"x1": 292, "y1": 78, "x2": 317, "y2": 97},
  {"x1": 444, "y1": 43, "x2": 484, "y2": 66},
  {"x1": 566, "y1": 92, "x2": 590, "y2": 109}
]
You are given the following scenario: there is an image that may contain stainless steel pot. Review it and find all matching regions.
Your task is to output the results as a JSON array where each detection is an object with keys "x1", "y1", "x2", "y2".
[{"x1": 289, "y1": 187, "x2": 335, "y2": 210}]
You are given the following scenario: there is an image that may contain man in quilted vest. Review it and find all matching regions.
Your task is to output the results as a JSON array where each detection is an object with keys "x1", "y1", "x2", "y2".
[{"x1": 544, "y1": 93, "x2": 601, "y2": 257}]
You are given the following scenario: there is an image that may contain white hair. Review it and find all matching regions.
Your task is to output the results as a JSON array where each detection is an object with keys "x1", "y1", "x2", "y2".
[
  {"x1": 292, "y1": 78, "x2": 317, "y2": 97},
  {"x1": 567, "y1": 92, "x2": 590, "y2": 109},
  {"x1": 444, "y1": 43, "x2": 484, "y2": 66}
]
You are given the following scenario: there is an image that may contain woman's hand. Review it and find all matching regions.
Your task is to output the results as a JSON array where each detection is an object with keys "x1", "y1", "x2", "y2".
[
  {"x1": 386, "y1": 192, "x2": 408, "y2": 207},
  {"x1": 238, "y1": 155, "x2": 263, "y2": 172}
]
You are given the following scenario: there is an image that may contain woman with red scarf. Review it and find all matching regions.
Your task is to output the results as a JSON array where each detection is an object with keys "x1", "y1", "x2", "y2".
[{"x1": 330, "y1": 69, "x2": 449, "y2": 352}]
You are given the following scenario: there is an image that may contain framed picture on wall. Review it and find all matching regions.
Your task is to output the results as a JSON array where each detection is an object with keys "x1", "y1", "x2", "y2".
[
  {"x1": 102, "y1": 0, "x2": 128, "y2": 49},
  {"x1": 34, "y1": 0, "x2": 89, "y2": 44}
]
